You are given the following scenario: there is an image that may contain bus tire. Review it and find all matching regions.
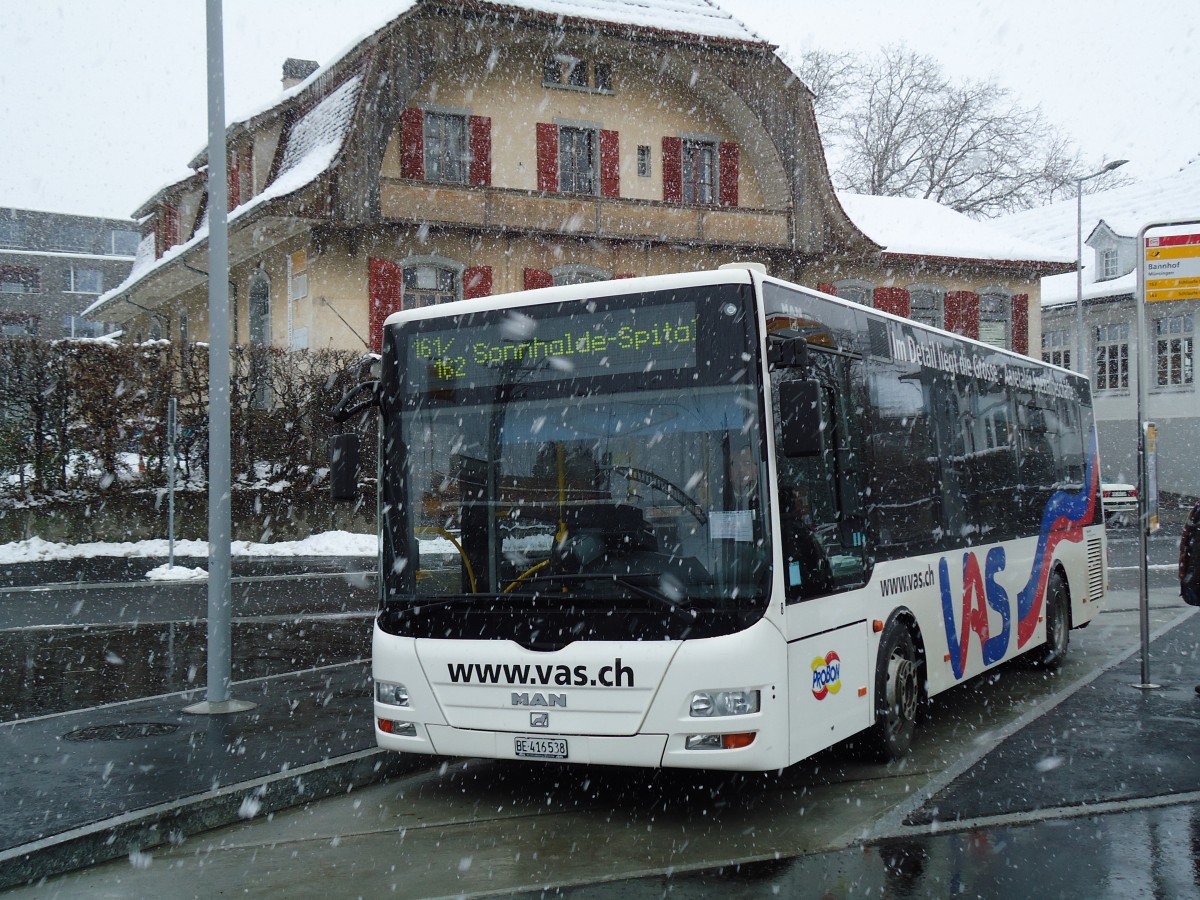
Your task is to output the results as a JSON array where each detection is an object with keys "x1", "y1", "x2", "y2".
[
  {"x1": 868, "y1": 619, "x2": 921, "y2": 762},
  {"x1": 1029, "y1": 571, "x2": 1070, "y2": 669}
]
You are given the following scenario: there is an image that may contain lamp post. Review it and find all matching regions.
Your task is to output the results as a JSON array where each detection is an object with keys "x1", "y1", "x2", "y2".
[{"x1": 1075, "y1": 159, "x2": 1129, "y2": 377}]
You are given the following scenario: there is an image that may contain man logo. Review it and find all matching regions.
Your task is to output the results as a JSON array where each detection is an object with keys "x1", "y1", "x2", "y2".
[
  {"x1": 530, "y1": 712, "x2": 549, "y2": 728},
  {"x1": 511, "y1": 692, "x2": 567, "y2": 708}
]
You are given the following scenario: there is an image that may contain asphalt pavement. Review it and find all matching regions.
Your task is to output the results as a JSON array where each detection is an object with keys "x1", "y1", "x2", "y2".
[{"x1": 1, "y1": 570, "x2": 1198, "y2": 892}]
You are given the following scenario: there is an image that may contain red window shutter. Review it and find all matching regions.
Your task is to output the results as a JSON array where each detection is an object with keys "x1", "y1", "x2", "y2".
[
  {"x1": 368, "y1": 257, "x2": 404, "y2": 352},
  {"x1": 817, "y1": 282, "x2": 836, "y2": 296},
  {"x1": 463, "y1": 265, "x2": 493, "y2": 299},
  {"x1": 944, "y1": 291, "x2": 980, "y2": 340},
  {"x1": 469, "y1": 116, "x2": 492, "y2": 186},
  {"x1": 718, "y1": 142, "x2": 739, "y2": 208},
  {"x1": 662, "y1": 136, "x2": 682, "y2": 203},
  {"x1": 1011, "y1": 293, "x2": 1029, "y2": 355},
  {"x1": 536, "y1": 123, "x2": 559, "y2": 193},
  {"x1": 873, "y1": 287, "x2": 911, "y2": 318},
  {"x1": 599, "y1": 129, "x2": 620, "y2": 198},
  {"x1": 157, "y1": 204, "x2": 178, "y2": 258},
  {"x1": 400, "y1": 107, "x2": 424, "y2": 180},
  {"x1": 227, "y1": 154, "x2": 241, "y2": 210},
  {"x1": 524, "y1": 267, "x2": 553, "y2": 290}
]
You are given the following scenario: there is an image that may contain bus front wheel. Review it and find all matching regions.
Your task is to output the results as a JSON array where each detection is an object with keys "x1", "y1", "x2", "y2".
[{"x1": 868, "y1": 620, "x2": 921, "y2": 762}]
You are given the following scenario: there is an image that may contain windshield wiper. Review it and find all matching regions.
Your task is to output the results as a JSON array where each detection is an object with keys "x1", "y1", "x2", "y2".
[{"x1": 524, "y1": 572, "x2": 694, "y2": 610}]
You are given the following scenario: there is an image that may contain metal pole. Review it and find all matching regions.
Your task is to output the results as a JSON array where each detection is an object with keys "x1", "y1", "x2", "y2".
[
  {"x1": 167, "y1": 397, "x2": 176, "y2": 569},
  {"x1": 186, "y1": 0, "x2": 253, "y2": 714},
  {"x1": 1131, "y1": 217, "x2": 1198, "y2": 690}
]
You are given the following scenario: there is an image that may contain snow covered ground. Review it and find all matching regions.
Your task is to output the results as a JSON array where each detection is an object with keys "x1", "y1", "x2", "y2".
[{"x1": 0, "y1": 530, "x2": 381, "y2": 581}]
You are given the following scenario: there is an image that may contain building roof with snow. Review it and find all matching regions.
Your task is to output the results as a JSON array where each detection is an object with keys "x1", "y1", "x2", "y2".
[
  {"x1": 837, "y1": 192, "x2": 1074, "y2": 272},
  {"x1": 997, "y1": 158, "x2": 1200, "y2": 256},
  {"x1": 995, "y1": 157, "x2": 1200, "y2": 306}
]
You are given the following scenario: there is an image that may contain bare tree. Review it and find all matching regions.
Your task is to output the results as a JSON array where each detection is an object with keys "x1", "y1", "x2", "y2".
[{"x1": 790, "y1": 44, "x2": 1131, "y2": 217}]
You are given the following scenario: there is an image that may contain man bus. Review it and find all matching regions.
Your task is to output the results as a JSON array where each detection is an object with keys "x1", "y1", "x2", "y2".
[{"x1": 332, "y1": 268, "x2": 1104, "y2": 771}]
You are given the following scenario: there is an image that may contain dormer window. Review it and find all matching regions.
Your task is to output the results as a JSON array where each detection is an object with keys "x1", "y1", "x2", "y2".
[
  {"x1": 543, "y1": 55, "x2": 612, "y2": 93},
  {"x1": 1101, "y1": 247, "x2": 1119, "y2": 279}
]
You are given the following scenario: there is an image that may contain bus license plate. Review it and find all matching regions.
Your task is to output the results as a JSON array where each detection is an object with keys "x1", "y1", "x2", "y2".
[{"x1": 514, "y1": 736, "x2": 568, "y2": 759}]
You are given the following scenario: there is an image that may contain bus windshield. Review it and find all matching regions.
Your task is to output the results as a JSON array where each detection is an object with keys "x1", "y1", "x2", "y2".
[{"x1": 381, "y1": 284, "x2": 771, "y2": 646}]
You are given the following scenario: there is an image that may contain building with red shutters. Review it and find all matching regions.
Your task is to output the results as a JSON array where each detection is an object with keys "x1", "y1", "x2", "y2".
[{"x1": 85, "y1": 0, "x2": 1068, "y2": 362}]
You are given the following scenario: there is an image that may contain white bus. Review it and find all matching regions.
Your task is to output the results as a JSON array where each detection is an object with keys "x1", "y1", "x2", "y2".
[{"x1": 333, "y1": 268, "x2": 1105, "y2": 771}]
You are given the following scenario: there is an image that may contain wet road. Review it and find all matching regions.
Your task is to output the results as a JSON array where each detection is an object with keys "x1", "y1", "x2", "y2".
[
  {"x1": 0, "y1": 567, "x2": 378, "y2": 718},
  {"x1": 13, "y1": 589, "x2": 1196, "y2": 899}
]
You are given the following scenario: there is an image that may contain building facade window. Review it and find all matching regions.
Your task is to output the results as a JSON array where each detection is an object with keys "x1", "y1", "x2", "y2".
[
  {"x1": 978, "y1": 292, "x2": 1010, "y2": 349},
  {"x1": 681, "y1": 140, "x2": 716, "y2": 205},
  {"x1": 833, "y1": 279, "x2": 873, "y2": 307},
  {"x1": 248, "y1": 271, "x2": 272, "y2": 409},
  {"x1": 0, "y1": 220, "x2": 26, "y2": 249},
  {"x1": 66, "y1": 266, "x2": 103, "y2": 294},
  {"x1": 1154, "y1": 313, "x2": 1194, "y2": 387},
  {"x1": 49, "y1": 223, "x2": 92, "y2": 253},
  {"x1": 0, "y1": 314, "x2": 37, "y2": 336},
  {"x1": 110, "y1": 229, "x2": 140, "y2": 256},
  {"x1": 551, "y1": 265, "x2": 611, "y2": 286},
  {"x1": 248, "y1": 272, "x2": 271, "y2": 347},
  {"x1": 637, "y1": 145, "x2": 651, "y2": 178},
  {"x1": 1094, "y1": 322, "x2": 1129, "y2": 391},
  {"x1": 908, "y1": 286, "x2": 943, "y2": 328},
  {"x1": 424, "y1": 112, "x2": 468, "y2": 184},
  {"x1": 403, "y1": 263, "x2": 458, "y2": 308},
  {"x1": 0, "y1": 266, "x2": 39, "y2": 293},
  {"x1": 559, "y1": 126, "x2": 598, "y2": 195},
  {"x1": 1101, "y1": 247, "x2": 1120, "y2": 279},
  {"x1": 543, "y1": 56, "x2": 612, "y2": 93},
  {"x1": 1042, "y1": 328, "x2": 1072, "y2": 371}
]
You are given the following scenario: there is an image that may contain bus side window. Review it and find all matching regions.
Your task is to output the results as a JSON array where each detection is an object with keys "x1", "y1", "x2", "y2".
[{"x1": 775, "y1": 358, "x2": 869, "y2": 602}]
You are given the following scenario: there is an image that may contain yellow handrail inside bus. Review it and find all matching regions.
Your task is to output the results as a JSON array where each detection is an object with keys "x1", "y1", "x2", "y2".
[
  {"x1": 415, "y1": 526, "x2": 478, "y2": 593},
  {"x1": 503, "y1": 559, "x2": 551, "y2": 593}
]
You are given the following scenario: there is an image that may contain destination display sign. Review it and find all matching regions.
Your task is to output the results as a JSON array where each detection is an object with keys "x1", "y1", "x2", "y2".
[
  {"x1": 405, "y1": 300, "x2": 700, "y2": 393},
  {"x1": 1144, "y1": 233, "x2": 1200, "y2": 302}
]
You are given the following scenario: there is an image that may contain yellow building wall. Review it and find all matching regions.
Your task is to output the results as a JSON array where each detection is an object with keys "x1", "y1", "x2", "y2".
[{"x1": 379, "y1": 48, "x2": 770, "y2": 210}]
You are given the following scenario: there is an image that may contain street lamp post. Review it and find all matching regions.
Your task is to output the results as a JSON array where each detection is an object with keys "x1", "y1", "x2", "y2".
[{"x1": 1075, "y1": 159, "x2": 1129, "y2": 378}]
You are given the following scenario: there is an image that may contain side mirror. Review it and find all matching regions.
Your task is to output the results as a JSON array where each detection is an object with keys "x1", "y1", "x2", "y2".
[
  {"x1": 329, "y1": 433, "x2": 361, "y2": 501},
  {"x1": 331, "y1": 380, "x2": 380, "y2": 423},
  {"x1": 778, "y1": 380, "x2": 826, "y2": 457}
]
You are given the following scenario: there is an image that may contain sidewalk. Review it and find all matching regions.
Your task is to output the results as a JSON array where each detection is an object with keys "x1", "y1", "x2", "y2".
[{"x1": 0, "y1": 662, "x2": 421, "y2": 890}]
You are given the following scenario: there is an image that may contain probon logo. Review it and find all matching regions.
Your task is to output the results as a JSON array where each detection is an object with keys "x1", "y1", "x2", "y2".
[{"x1": 811, "y1": 652, "x2": 842, "y2": 700}]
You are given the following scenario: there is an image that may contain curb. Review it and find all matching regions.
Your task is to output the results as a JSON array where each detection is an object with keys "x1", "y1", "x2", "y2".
[{"x1": 0, "y1": 748, "x2": 426, "y2": 890}]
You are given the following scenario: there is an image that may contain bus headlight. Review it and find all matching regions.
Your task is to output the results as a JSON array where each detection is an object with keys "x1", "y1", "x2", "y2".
[
  {"x1": 689, "y1": 689, "x2": 760, "y2": 717},
  {"x1": 375, "y1": 681, "x2": 410, "y2": 707}
]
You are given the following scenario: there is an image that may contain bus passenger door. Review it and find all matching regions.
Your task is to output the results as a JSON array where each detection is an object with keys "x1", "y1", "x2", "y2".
[
  {"x1": 774, "y1": 349, "x2": 874, "y2": 760},
  {"x1": 773, "y1": 352, "x2": 870, "y2": 602}
]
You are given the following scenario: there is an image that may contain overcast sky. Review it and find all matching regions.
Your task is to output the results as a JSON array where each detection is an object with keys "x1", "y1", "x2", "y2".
[{"x1": 1, "y1": 1, "x2": 1196, "y2": 220}]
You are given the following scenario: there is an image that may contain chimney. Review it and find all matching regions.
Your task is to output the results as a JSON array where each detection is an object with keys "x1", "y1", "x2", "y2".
[{"x1": 282, "y1": 58, "x2": 319, "y2": 90}]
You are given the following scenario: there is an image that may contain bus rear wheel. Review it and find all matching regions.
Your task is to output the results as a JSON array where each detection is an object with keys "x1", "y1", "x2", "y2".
[
  {"x1": 868, "y1": 620, "x2": 921, "y2": 762},
  {"x1": 1028, "y1": 572, "x2": 1070, "y2": 669}
]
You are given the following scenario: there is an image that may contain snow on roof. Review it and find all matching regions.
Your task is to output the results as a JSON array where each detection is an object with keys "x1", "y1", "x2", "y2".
[
  {"x1": 86, "y1": 76, "x2": 363, "y2": 319},
  {"x1": 1040, "y1": 268, "x2": 1136, "y2": 308},
  {"x1": 836, "y1": 192, "x2": 1074, "y2": 266},
  {"x1": 476, "y1": 0, "x2": 765, "y2": 43},
  {"x1": 996, "y1": 157, "x2": 1200, "y2": 257},
  {"x1": 226, "y1": 0, "x2": 762, "y2": 130}
]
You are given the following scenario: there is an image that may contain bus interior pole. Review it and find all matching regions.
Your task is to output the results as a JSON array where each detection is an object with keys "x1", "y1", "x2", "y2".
[{"x1": 186, "y1": 0, "x2": 253, "y2": 715}]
